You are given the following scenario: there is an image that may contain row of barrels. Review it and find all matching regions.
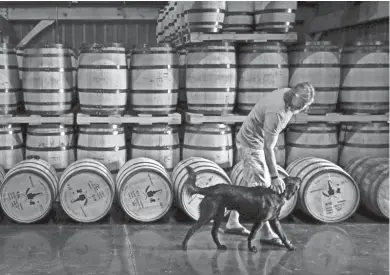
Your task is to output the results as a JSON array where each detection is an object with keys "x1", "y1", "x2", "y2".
[
  {"x1": 0, "y1": 121, "x2": 388, "y2": 178},
  {"x1": 2, "y1": 40, "x2": 388, "y2": 116},
  {"x1": 156, "y1": 1, "x2": 298, "y2": 43},
  {"x1": 0, "y1": 155, "x2": 387, "y2": 224}
]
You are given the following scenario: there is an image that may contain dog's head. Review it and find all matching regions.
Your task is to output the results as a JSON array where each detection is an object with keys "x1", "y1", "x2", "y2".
[{"x1": 283, "y1": 177, "x2": 301, "y2": 200}]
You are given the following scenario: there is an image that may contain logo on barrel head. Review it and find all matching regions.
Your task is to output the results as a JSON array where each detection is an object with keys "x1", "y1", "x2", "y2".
[
  {"x1": 24, "y1": 187, "x2": 43, "y2": 206},
  {"x1": 144, "y1": 186, "x2": 162, "y2": 203},
  {"x1": 322, "y1": 180, "x2": 341, "y2": 199},
  {"x1": 71, "y1": 189, "x2": 88, "y2": 206}
]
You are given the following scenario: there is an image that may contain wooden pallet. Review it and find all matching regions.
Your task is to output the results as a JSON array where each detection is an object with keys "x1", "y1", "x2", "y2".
[
  {"x1": 173, "y1": 31, "x2": 298, "y2": 47},
  {"x1": 185, "y1": 112, "x2": 390, "y2": 125},
  {"x1": 0, "y1": 113, "x2": 74, "y2": 125},
  {"x1": 77, "y1": 113, "x2": 182, "y2": 125}
]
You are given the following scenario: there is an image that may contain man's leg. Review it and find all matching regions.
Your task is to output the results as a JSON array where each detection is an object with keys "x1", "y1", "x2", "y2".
[{"x1": 225, "y1": 146, "x2": 251, "y2": 235}]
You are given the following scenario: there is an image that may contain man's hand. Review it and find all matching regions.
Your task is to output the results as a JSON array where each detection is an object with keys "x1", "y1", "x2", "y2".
[{"x1": 271, "y1": 177, "x2": 285, "y2": 194}]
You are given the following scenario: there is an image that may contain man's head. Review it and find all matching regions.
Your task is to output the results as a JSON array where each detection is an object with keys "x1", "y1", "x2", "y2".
[{"x1": 285, "y1": 82, "x2": 315, "y2": 114}]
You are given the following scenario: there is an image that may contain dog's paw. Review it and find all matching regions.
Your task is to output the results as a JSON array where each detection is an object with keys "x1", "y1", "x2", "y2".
[
  {"x1": 287, "y1": 243, "x2": 296, "y2": 251},
  {"x1": 217, "y1": 245, "x2": 227, "y2": 251},
  {"x1": 248, "y1": 246, "x2": 258, "y2": 253}
]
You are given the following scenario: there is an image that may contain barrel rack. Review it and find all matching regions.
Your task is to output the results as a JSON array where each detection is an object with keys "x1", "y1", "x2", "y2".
[
  {"x1": 185, "y1": 112, "x2": 390, "y2": 125},
  {"x1": 0, "y1": 112, "x2": 182, "y2": 125},
  {"x1": 172, "y1": 31, "x2": 298, "y2": 47}
]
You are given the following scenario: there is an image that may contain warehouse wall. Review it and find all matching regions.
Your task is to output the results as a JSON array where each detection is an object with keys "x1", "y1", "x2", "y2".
[
  {"x1": 313, "y1": 1, "x2": 389, "y2": 46},
  {"x1": 11, "y1": 21, "x2": 157, "y2": 50}
]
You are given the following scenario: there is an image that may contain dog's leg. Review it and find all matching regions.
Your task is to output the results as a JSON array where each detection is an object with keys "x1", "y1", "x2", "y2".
[
  {"x1": 247, "y1": 220, "x2": 264, "y2": 253},
  {"x1": 182, "y1": 199, "x2": 216, "y2": 250},
  {"x1": 211, "y1": 206, "x2": 227, "y2": 250},
  {"x1": 269, "y1": 219, "x2": 296, "y2": 251}
]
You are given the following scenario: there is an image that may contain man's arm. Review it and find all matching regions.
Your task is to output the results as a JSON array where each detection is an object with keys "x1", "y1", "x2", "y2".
[{"x1": 263, "y1": 113, "x2": 283, "y2": 178}]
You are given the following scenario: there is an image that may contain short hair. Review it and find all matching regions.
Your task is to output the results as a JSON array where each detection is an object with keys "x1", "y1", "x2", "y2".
[{"x1": 293, "y1": 82, "x2": 315, "y2": 106}]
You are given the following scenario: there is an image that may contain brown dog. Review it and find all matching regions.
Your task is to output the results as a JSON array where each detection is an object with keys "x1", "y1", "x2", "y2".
[{"x1": 182, "y1": 166, "x2": 301, "y2": 252}]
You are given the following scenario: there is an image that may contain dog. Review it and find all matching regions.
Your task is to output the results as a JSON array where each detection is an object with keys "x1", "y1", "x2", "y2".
[{"x1": 182, "y1": 166, "x2": 301, "y2": 252}]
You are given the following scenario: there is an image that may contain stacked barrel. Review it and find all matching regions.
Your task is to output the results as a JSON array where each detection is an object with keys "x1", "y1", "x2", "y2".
[{"x1": 338, "y1": 41, "x2": 389, "y2": 166}]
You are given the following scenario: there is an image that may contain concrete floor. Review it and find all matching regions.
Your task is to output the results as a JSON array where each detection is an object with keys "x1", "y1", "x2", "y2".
[{"x1": 0, "y1": 222, "x2": 387, "y2": 275}]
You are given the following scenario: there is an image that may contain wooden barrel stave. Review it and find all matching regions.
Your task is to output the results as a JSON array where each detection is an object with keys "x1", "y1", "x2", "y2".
[
  {"x1": 172, "y1": 157, "x2": 231, "y2": 220},
  {"x1": 59, "y1": 158, "x2": 115, "y2": 223},
  {"x1": 238, "y1": 42, "x2": 289, "y2": 114},
  {"x1": 0, "y1": 124, "x2": 24, "y2": 172},
  {"x1": 183, "y1": 123, "x2": 233, "y2": 174},
  {"x1": 186, "y1": 42, "x2": 237, "y2": 115},
  {"x1": 25, "y1": 124, "x2": 75, "y2": 179},
  {"x1": 22, "y1": 44, "x2": 73, "y2": 115},
  {"x1": 338, "y1": 122, "x2": 389, "y2": 167},
  {"x1": 288, "y1": 41, "x2": 340, "y2": 114},
  {"x1": 224, "y1": 1, "x2": 254, "y2": 33},
  {"x1": 286, "y1": 123, "x2": 339, "y2": 166},
  {"x1": 286, "y1": 157, "x2": 360, "y2": 223},
  {"x1": 230, "y1": 160, "x2": 297, "y2": 219},
  {"x1": 130, "y1": 124, "x2": 180, "y2": 173},
  {"x1": 254, "y1": 1, "x2": 297, "y2": 33},
  {"x1": 340, "y1": 41, "x2": 389, "y2": 114},
  {"x1": 78, "y1": 43, "x2": 128, "y2": 116},
  {"x1": 0, "y1": 159, "x2": 58, "y2": 223},
  {"x1": 116, "y1": 157, "x2": 173, "y2": 222},
  {"x1": 130, "y1": 44, "x2": 179, "y2": 115},
  {"x1": 234, "y1": 124, "x2": 286, "y2": 167},
  {"x1": 0, "y1": 44, "x2": 21, "y2": 114},
  {"x1": 77, "y1": 124, "x2": 127, "y2": 177},
  {"x1": 344, "y1": 157, "x2": 389, "y2": 219},
  {"x1": 184, "y1": 1, "x2": 226, "y2": 33},
  {"x1": 178, "y1": 48, "x2": 187, "y2": 103},
  {"x1": 16, "y1": 47, "x2": 24, "y2": 82}
]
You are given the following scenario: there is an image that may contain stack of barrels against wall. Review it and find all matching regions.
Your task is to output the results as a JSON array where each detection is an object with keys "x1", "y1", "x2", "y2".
[{"x1": 156, "y1": 1, "x2": 298, "y2": 43}]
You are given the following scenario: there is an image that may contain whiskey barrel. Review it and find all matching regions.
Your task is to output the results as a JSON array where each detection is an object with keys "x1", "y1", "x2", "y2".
[
  {"x1": 186, "y1": 42, "x2": 237, "y2": 115},
  {"x1": 288, "y1": 41, "x2": 340, "y2": 114},
  {"x1": 234, "y1": 124, "x2": 286, "y2": 167},
  {"x1": 0, "y1": 124, "x2": 24, "y2": 172},
  {"x1": 59, "y1": 159, "x2": 115, "y2": 223},
  {"x1": 230, "y1": 160, "x2": 296, "y2": 219},
  {"x1": 172, "y1": 157, "x2": 231, "y2": 220},
  {"x1": 130, "y1": 44, "x2": 179, "y2": 114},
  {"x1": 286, "y1": 123, "x2": 338, "y2": 166},
  {"x1": 184, "y1": 1, "x2": 226, "y2": 33},
  {"x1": 78, "y1": 43, "x2": 128, "y2": 115},
  {"x1": 237, "y1": 42, "x2": 289, "y2": 114},
  {"x1": 183, "y1": 124, "x2": 233, "y2": 175},
  {"x1": 338, "y1": 122, "x2": 389, "y2": 167},
  {"x1": 340, "y1": 41, "x2": 389, "y2": 114},
  {"x1": 254, "y1": 1, "x2": 297, "y2": 33},
  {"x1": 22, "y1": 44, "x2": 73, "y2": 115},
  {"x1": 77, "y1": 124, "x2": 126, "y2": 178},
  {"x1": 224, "y1": 1, "x2": 254, "y2": 33},
  {"x1": 344, "y1": 157, "x2": 389, "y2": 219},
  {"x1": 25, "y1": 124, "x2": 75, "y2": 178},
  {"x1": 168, "y1": 2, "x2": 176, "y2": 41},
  {"x1": 16, "y1": 47, "x2": 24, "y2": 81},
  {"x1": 116, "y1": 157, "x2": 173, "y2": 222},
  {"x1": 0, "y1": 44, "x2": 21, "y2": 115},
  {"x1": 0, "y1": 159, "x2": 58, "y2": 223},
  {"x1": 130, "y1": 125, "x2": 180, "y2": 173},
  {"x1": 175, "y1": 2, "x2": 185, "y2": 36},
  {"x1": 286, "y1": 157, "x2": 360, "y2": 223}
]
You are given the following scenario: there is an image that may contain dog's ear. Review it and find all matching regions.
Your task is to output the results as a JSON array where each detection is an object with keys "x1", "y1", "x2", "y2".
[{"x1": 185, "y1": 166, "x2": 197, "y2": 181}]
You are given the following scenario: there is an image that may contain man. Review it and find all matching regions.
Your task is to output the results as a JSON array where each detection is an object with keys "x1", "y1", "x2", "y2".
[{"x1": 224, "y1": 82, "x2": 315, "y2": 246}]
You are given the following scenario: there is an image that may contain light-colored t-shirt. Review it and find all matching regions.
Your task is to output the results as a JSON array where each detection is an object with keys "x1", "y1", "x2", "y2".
[{"x1": 236, "y1": 88, "x2": 293, "y2": 150}]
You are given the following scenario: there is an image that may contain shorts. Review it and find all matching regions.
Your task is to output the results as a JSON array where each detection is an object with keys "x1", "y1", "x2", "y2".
[{"x1": 237, "y1": 142, "x2": 272, "y2": 188}]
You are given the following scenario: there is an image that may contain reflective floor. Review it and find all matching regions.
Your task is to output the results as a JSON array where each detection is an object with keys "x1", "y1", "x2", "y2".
[{"x1": 0, "y1": 223, "x2": 388, "y2": 275}]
